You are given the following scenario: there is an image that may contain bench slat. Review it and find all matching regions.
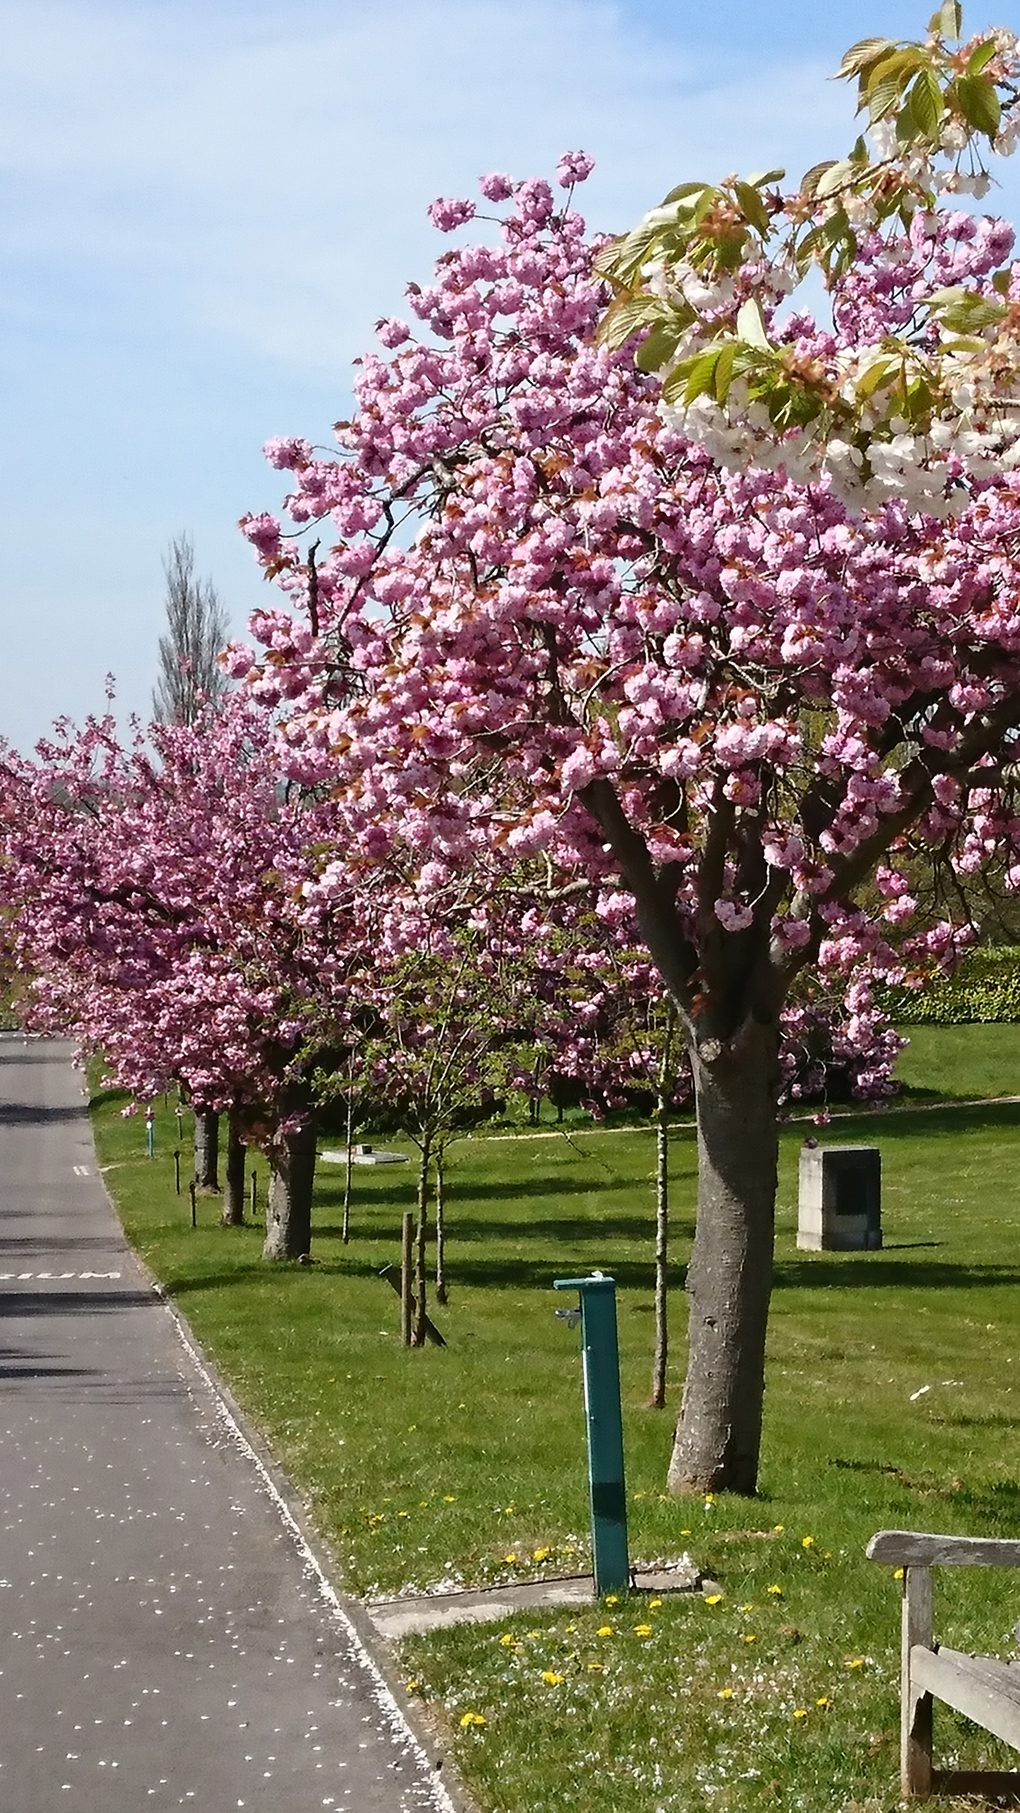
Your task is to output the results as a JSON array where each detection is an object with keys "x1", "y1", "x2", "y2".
[
  {"x1": 912, "y1": 1646, "x2": 1020, "y2": 1751},
  {"x1": 869, "y1": 1530, "x2": 1020, "y2": 1568}
]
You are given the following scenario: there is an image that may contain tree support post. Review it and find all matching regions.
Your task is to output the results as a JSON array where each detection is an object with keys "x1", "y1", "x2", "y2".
[{"x1": 554, "y1": 1273, "x2": 629, "y2": 1595}]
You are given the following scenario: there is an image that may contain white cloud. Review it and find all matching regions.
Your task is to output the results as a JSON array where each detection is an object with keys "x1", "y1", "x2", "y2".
[{"x1": 0, "y1": 0, "x2": 851, "y2": 379}]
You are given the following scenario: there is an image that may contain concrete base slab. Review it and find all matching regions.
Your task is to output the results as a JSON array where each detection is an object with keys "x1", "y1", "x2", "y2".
[{"x1": 367, "y1": 1560, "x2": 705, "y2": 1639}]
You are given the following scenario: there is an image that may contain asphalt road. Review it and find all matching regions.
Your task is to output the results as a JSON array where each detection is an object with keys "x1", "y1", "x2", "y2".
[{"x1": 0, "y1": 1037, "x2": 453, "y2": 1813}]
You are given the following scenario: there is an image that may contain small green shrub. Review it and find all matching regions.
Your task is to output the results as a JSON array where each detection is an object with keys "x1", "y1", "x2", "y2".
[{"x1": 887, "y1": 946, "x2": 1020, "y2": 1023}]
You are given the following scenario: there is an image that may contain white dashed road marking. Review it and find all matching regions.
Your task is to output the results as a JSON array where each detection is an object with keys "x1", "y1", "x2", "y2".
[{"x1": 0, "y1": 1270, "x2": 122, "y2": 1281}]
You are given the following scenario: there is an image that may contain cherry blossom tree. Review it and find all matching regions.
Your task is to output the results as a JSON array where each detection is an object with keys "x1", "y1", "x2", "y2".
[
  {"x1": 1, "y1": 701, "x2": 366, "y2": 1259},
  {"x1": 231, "y1": 14, "x2": 1020, "y2": 1492}
]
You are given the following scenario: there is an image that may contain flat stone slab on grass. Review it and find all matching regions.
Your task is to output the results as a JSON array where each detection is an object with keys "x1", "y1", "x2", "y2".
[
  {"x1": 321, "y1": 1146, "x2": 409, "y2": 1166},
  {"x1": 368, "y1": 1559, "x2": 704, "y2": 1639}
]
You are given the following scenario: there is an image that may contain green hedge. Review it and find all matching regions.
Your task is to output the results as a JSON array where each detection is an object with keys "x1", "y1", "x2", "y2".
[{"x1": 887, "y1": 946, "x2": 1020, "y2": 1023}]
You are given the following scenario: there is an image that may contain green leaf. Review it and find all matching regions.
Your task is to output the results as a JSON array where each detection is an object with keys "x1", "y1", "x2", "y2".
[
  {"x1": 659, "y1": 181, "x2": 711, "y2": 206},
  {"x1": 929, "y1": 0, "x2": 962, "y2": 38},
  {"x1": 956, "y1": 73, "x2": 1002, "y2": 137},
  {"x1": 907, "y1": 67, "x2": 945, "y2": 139},
  {"x1": 800, "y1": 160, "x2": 838, "y2": 197},
  {"x1": 837, "y1": 36, "x2": 895, "y2": 79},
  {"x1": 993, "y1": 269, "x2": 1013, "y2": 296},
  {"x1": 660, "y1": 365, "x2": 689, "y2": 407},
  {"x1": 682, "y1": 346, "x2": 725, "y2": 406},
  {"x1": 733, "y1": 180, "x2": 771, "y2": 237},
  {"x1": 598, "y1": 296, "x2": 662, "y2": 351},
  {"x1": 735, "y1": 297, "x2": 770, "y2": 351},
  {"x1": 856, "y1": 355, "x2": 900, "y2": 398},
  {"x1": 634, "y1": 322, "x2": 683, "y2": 374},
  {"x1": 816, "y1": 160, "x2": 853, "y2": 198},
  {"x1": 864, "y1": 46, "x2": 925, "y2": 92},
  {"x1": 968, "y1": 37, "x2": 999, "y2": 75},
  {"x1": 713, "y1": 340, "x2": 738, "y2": 401},
  {"x1": 745, "y1": 168, "x2": 786, "y2": 187},
  {"x1": 929, "y1": 286, "x2": 1007, "y2": 332},
  {"x1": 868, "y1": 73, "x2": 911, "y2": 124}
]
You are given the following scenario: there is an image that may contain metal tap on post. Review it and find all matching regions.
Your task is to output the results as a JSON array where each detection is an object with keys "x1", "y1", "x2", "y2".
[{"x1": 553, "y1": 1272, "x2": 629, "y2": 1596}]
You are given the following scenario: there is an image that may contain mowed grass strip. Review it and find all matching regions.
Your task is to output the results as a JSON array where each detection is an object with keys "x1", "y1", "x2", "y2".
[{"x1": 91, "y1": 1030, "x2": 1020, "y2": 1813}]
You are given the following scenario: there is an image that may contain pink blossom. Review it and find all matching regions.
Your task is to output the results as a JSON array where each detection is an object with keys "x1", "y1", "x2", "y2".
[
  {"x1": 480, "y1": 172, "x2": 515, "y2": 202},
  {"x1": 556, "y1": 151, "x2": 595, "y2": 189},
  {"x1": 427, "y1": 196, "x2": 476, "y2": 232}
]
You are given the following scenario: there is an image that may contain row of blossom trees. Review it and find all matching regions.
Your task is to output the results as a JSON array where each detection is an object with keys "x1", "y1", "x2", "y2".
[
  {"x1": 7, "y1": 7, "x2": 1017, "y2": 1496},
  {"x1": 223, "y1": 5, "x2": 1020, "y2": 1493}
]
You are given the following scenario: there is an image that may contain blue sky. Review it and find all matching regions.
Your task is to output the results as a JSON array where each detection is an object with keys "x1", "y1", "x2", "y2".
[{"x1": 2, "y1": 0, "x2": 1019, "y2": 749}]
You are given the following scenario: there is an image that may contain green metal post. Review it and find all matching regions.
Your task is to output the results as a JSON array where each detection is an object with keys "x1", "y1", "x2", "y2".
[{"x1": 554, "y1": 1273, "x2": 629, "y2": 1595}]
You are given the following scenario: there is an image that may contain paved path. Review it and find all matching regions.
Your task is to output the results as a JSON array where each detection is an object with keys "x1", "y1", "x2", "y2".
[{"x1": 0, "y1": 1038, "x2": 453, "y2": 1813}]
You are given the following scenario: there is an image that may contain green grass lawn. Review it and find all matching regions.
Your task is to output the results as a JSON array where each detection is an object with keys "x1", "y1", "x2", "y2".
[{"x1": 90, "y1": 1033, "x2": 1020, "y2": 1813}]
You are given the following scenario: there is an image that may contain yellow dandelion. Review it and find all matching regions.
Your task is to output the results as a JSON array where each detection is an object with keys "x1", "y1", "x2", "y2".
[
  {"x1": 503, "y1": 1505, "x2": 515, "y2": 1514},
  {"x1": 634, "y1": 1624, "x2": 653, "y2": 1637},
  {"x1": 793, "y1": 1708, "x2": 808, "y2": 1720},
  {"x1": 704, "y1": 1494, "x2": 715, "y2": 1507},
  {"x1": 596, "y1": 1624, "x2": 614, "y2": 1637},
  {"x1": 565, "y1": 1623, "x2": 577, "y2": 1634},
  {"x1": 541, "y1": 1671, "x2": 565, "y2": 1686},
  {"x1": 587, "y1": 1661, "x2": 604, "y2": 1672},
  {"x1": 680, "y1": 1528, "x2": 692, "y2": 1535},
  {"x1": 816, "y1": 1696, "x2": 831, "y2": 1709},
  {"x1": 649, "y1": 1598, "x2": 663, "y2": 1609},
  {"x1": 459, "y1": 1711, "x2": 486, "y2": 1728},
  {"x1": 443, "y1": 1495, "x2": 456, "y2": 1503},
  {"x1": 704, "y1": 1593, "x2": 723, "y2": 1606},
  {"x1": 743, "y1": 1634, "x2": 756, "y2": 1644},
  {"x1": 801, "y1": 1535, "x2": 815, "y2": 1549},
  {"x1": 504, "y1": 1553, "x2": 518, "y2": 1564},
  {"x1": 533, "y1": 1547, "x2": 551, "y2": 1562},
  {"x1": 526, "y1": 1630, "x2": 541, "y2": 1639},
  {"x1": 498, "y1": 1633, "x2": 516, "y2": 1647},
  {"x1": 773, "y1": 1524, "x2": 784, "y2": 1534},
  {"x1": 406, "y1": 1679, "x2": 420, "y2": 1692},
  {"x1": 847, "y1": 1656, "x2": 865, "y2": 1669},
  {"x1": 894, "y1": 1567, "x2": 904, "y2": 1579},
  {"x1": 717, "y1": 1686, "x2": 734, "y2": 1700},
  {"x1": 740, "y1": 1603, "x2": 754, "y2": 1612},
  {"x1": 604, "y1": 1594, "x2": 620, "y2": 1605},
  {"x1": 766, "y1": 1585, "x2": 783, "y2": 1597}
]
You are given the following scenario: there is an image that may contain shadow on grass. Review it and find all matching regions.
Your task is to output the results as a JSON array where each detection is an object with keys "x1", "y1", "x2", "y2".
[
  {"x1": 168, "y1": 1253, "x2": 671, "y2": 1294},
  {"x1": 793, "y1": 1102, "x2": 1020, "y2": 1141},
  {"x1": 315, "y1": 1212, "x2": 694, "y2": 1245},
  {"x1": 775, "y1": 1257, "x2": 1020, "y2": 1290}
]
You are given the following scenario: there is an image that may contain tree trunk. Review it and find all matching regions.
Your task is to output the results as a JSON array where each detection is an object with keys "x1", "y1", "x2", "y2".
[
  {"x1": 650, "y1": 1091, "x2": 670, "y2": 1409},
  {"x1": 342, "y1": 1063, "x2": 354, "y2": 1244},
  {"x1": 650, "y1": 1003, "x2": 676, "y2": 1410},
  {"x1": 667, "y1": 1018, "x2": 779, "y2": 1496},
  {"x1": 193, "y1": 1108, "x2": 220, "y2": 1193},
  {"x1": 221, "y1": 1109, "x2": 246, "y2": 1227},
  {"x1": 435, "y1": 1143, "x2": 447, "y2": 1306},
  {"x1": 263, "y1": 1118, "x2": 317, "y2": 1260},
  {"x1": 412, "y1": 1134, "x2": 432, "y2": 1346}
]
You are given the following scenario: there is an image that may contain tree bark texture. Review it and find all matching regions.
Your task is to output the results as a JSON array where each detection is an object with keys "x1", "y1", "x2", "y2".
[
  {"x1": 649, "y1": 1002, "x2": 676, "y2": 1410},
  {"x1": 341, "y1": 1068, "x2": 354, "y2": 1244},
  {"x1": 263, "y1": 1119, "x2": 317, "y2": 1260},
  {"x1": 667, "y1": 1018, "x2": 779, "y2": 1495},
  {"x1": 650, "y1": 1088, "x2": 670, "y2": 1409},
  {"x1": 412, "y1": 1134, "x2": 432, "y2": 1346},
  {"x1": 221, "y1": 1108, "x2": 246, "y2": 1226},
  {"x1": 193, "y1": 1108, "x2": 220, "y2": 1193},
  {"x1": 435, "y1": 1143, "x2": 447, "y2": 1306}
]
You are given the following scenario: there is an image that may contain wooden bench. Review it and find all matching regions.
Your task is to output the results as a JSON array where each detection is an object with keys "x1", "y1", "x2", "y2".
[{"x1": 868, "y1": 1530, "x2": 1020, "y2": 1801}]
